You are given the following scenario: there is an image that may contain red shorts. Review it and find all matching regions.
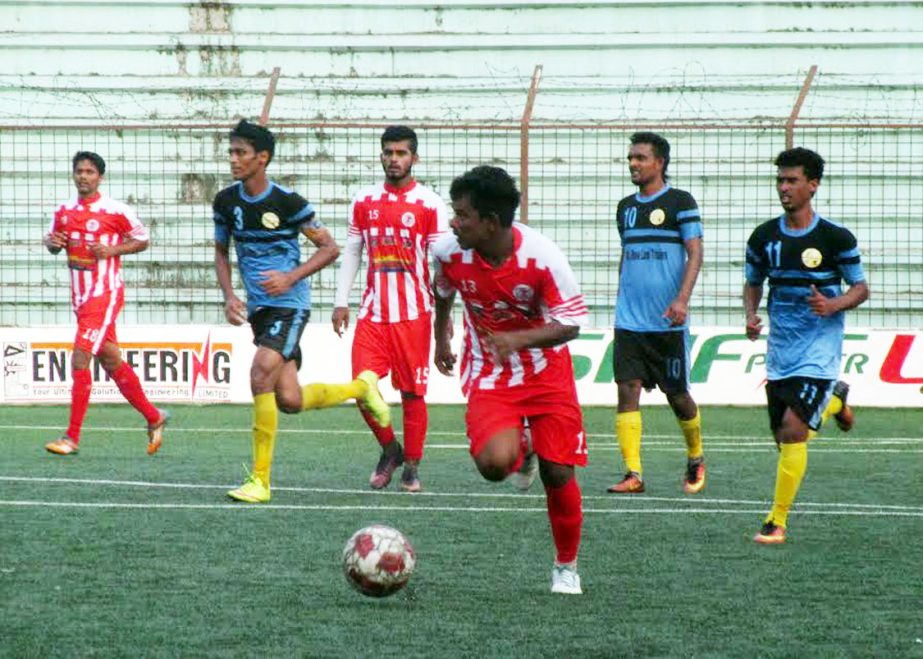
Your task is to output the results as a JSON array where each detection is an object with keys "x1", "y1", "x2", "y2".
[
  {"x1": 352, "y1": 315, "x2": 432, "y2": 396},
  {"x1": 74, "y1": 291, "x2": 123, "y2": 355},
  {"x1": 465, "y1": 367, "x2": 587, "y2": 467}
]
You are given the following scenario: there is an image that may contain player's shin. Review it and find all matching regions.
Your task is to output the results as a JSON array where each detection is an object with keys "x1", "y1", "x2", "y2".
[
  {"x1": 111, "y1": 362, "x2": 160, "y2": 424},
  {"x1": 616, "y1": 411, "x2": 643, "y2": 475},
  {"x1": 545, "y1": 476, "x2": 583, "y2": 565},
  {"x1": 768, "y1": 442, "x2": 808, "y2": 528},
  {"x1": 301, "y1": 380, "x2": 366, "y2": 410},
  {"x1": 253, "y1": 392, "x2": 278, "y2": 485},
  {"x1": 66, "y1": 368, "x2": 93, "y2": 442},
  {"x1": 358, "y1": 404, "x2": 396, "y2": 447},
  {"x1": 401, "y1": 396, "x2": 427, "y2": 462},
  {"x1": 679, "y1": 410, "x2": 703, "y2": 459}
]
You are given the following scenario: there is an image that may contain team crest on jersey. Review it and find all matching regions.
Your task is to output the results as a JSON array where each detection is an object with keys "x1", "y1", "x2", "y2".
[
  {"x1": 261, "y1": 212, "x2": 281, "y2": 229},
  {"x1": 86, "y1": 219, "x2": 100, "y2": 232},
  {"x1": 401, "y1": 212, "x2": 416, "y2": 228},
  {"x1": 512, "y1": 284, "x2": 534, "y2": 303},
  {"x1": 649, "y1": 208, "x2": 666, "y2": 226},
  {"x1": 801, "y1": 248, "x2": 823, "y2": 268}
]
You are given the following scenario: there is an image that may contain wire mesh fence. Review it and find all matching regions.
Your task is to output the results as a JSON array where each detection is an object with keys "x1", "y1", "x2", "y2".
[{"x1": 1, "y1": 121, "x2": 920, "y2": 328}]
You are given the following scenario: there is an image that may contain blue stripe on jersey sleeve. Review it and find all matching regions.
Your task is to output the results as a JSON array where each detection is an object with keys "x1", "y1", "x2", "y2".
[
  {"x1": 840, "y1": 262, "x2": 866, "y2": 285},
  {"x1": 745, "y1": 262, "x2": 766, "y2": 285},
  {"x1": 214, "y1": 212, "x2": 230, "y2": 244},
  {"x1": 839, "y1": 246, "x2": 861, "y2": 259},
  {"x1": 676, "y1": 209, "x2": 700, "y2": 220},
  {"x1": 679, "y1": 221, "x2": 703, "y2": 241},
  {"x1": 290, "y1": 203, "x2": 316, "y2": 224}
]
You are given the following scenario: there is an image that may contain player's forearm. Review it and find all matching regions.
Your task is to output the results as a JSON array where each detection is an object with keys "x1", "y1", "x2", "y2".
[
  {"x1": 833, "y1": 281, "x2": 870, "y2": 312},
  {"x1": 508, "y1": 322, "x2": 580, "y2": 350},
  {"x1": 214, "y1": 245, "x2": 237, "y2": 301},
  {"x1": 434, "y1": 293, "x2": 455, "y2": 343},
  {"x1": 289, "y1": 243, "x2": 340, "y2": 283},
  {"x1": 677, "y1": 239, "x2": 703, "y2": 303},
  {"x1": 743, "y1": 284, "x2": 763, "y2": 317},
  {"x1": 113, "y1": 238, "x2": 149, "y2": 256},
  {"x1": 334, "y1": 238, "x2": 363, "y2": 306}
]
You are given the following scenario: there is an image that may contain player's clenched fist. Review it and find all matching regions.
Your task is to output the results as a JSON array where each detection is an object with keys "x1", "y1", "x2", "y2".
[
  {"x1": 745, "y1": 312, "x2": 763, "y2": 341},
  {"x1": 224, "y1": 297, "x2": 248, "y2": 325}
]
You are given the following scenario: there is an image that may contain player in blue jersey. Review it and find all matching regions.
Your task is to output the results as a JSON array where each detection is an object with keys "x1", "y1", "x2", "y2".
[
  {"x1": 608, "y1": 132, "x2": 706, "y2": 495},
  {"x1": 213, "y1": 120, "x2": 391, "y2": 503},
  {"x1": 745, "y1": 147, "x2": 868, "y2": 544}
]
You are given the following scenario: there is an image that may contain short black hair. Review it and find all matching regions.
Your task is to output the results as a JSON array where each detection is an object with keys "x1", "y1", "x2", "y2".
[
  {"x1": 72, "y1": 151, "x2": 105, "y2": 176},
  {"x1": 630, "y1": 131, "x2": 671, "y2": 179},
  {"x1": 230, "y1": 119, "x2": 275, "y2": 164},
  {"x1": 449, "y1": 166, "x2": 521, "y2": 228},
  {"x1": 775, "y1": 147, "x2": 825, "y2": 182},
  {"x1": 381, "y1": 125, "x2": 418, "y2": 154}
]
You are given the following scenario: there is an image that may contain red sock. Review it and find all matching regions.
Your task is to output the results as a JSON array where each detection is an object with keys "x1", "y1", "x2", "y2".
[
  {"x1": 66, "y1": 368, "x2": 92, "y2": 443},
  {"x1": 401, "y1": 395, "x2": 428, "y2": 462},
  {"x1": 111, "y1": 362, "x2": 160, "y2": 424},
  {"x1": 545, "y1": 477, "x2": 583, "y2": 565},
  {"x1": 358, "y1": 403, "x2": 396, "y2": 448}
]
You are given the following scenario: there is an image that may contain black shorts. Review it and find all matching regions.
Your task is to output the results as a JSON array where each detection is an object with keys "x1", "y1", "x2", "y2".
[
  {"x1": 613, "y1": 328, "x2": 690, "y2": 394},
  {"x1": 249, "y1": 307, "x2": 310, "y2": 368},
  {"x1": 765, "y1": 377, "x2": 835, "y2": 432}
]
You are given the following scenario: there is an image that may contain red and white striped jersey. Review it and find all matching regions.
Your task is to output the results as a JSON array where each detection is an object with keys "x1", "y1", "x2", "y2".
[
  {"x1": 433, "y1": 223, "x2": 589, "y2": 395},
  {"x1": 48, "y1": 192, "x2": 149, "y2": 310},
  {"x1": 347, "y1": 180, "x2": 449, "y2": 323}
]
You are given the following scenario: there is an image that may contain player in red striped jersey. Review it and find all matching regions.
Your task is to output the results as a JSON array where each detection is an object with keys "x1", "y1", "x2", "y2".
[
  {"x1": 432, "y1": 166, "x2": 588, "y2": 594},
  {"x1": 43, "y1": 151, "x2": 168, "y2": 456},
  {"x1": 332, "y1": 126, "x2": 450, "y2": 492}
]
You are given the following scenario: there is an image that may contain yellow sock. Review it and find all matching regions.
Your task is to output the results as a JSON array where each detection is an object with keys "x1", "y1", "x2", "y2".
[
  {"x1": 616, "y1": 411, "x2": 643, "y2": 476},
  {"x1": 768, "y1": 442, "x2": 808, "y2": 528},
  {"x1": 678, "y1": 410, "x2": 703, "y2": 459},
  {"x1": 301, "y1": 379, "x2": 367, "y2": 411},
  {"x1": 820, "y1": 394, "x2": 843, "y2": 426},
  {"x1": 252, "y1": 392, "x2": 278, "y2": 485}
]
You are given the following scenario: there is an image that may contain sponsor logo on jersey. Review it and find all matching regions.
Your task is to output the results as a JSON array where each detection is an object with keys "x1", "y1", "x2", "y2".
[
  {"x1": 649, "y1": 209, "x2": 666, "y2": 226},
  {"x1": 801, "y1": 248, "x2": 823, "y2": 268},
  {"x1": 261, "y1": 212, "x2": 281, "y2": 229}
]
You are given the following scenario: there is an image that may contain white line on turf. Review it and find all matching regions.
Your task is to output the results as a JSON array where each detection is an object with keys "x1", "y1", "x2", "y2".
[
  {"x1": 2, "y1": 475, "x2": 921, "y2": 513},
  {"x1": 1, "y1": 499, "x2": 922, "y2": 517},
  {"x1": 2, "y1": 424, "x2": 922, "y2": 444}
]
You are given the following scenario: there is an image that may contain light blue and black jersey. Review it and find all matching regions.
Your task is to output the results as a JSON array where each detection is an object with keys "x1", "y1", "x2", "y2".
[
  {"x1": 745, "y1": 214, "x2": 866, "y2": 381},
  {"x1": 213, "y1": 181, "x2": 324, "y2": 314},
  {"x1": 614, "y1": 185, "x2": 703, "y2": 332}
]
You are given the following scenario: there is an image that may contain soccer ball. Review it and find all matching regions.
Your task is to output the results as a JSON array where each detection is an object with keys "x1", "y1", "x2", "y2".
[{"x1": 342, "y1": 524, "x2": 416, "y2": 597}]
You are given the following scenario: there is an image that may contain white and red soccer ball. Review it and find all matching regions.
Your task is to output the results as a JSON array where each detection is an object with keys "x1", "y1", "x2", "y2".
[{"x1": 342, "y1": 524, "x2": 416, "y2": 597}]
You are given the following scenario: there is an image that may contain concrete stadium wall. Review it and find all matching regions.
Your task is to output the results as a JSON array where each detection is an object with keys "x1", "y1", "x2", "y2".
[{"x1": 1, "y1": 1, "x2": 922, "y2": 122}]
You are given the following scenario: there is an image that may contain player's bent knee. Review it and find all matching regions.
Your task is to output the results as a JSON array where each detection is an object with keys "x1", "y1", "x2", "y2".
[
  {"x1": 475, "y1": 460, "x2": 510, "y2": 482},
  {"x1": 274, "y1": 393, "x2": 301, "y2": 414}
]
